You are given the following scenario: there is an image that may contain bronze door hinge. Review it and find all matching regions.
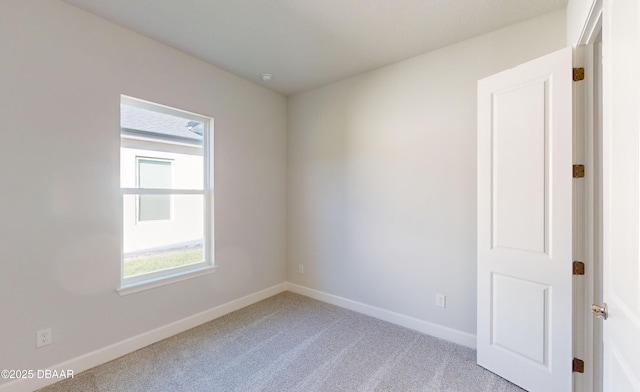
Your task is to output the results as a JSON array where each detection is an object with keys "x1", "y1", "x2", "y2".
[
  {"x1": 573, "y1": 358, "x2": 585, "y2": 373},
  {"x1": 573, "y1": 67, "x2": 585, "y2": 82},
  {"x1": 573, "y1": 164, "x2": 585, "y2": 178},
  {"x1": 573, "y1": 261, "x2": 585, "y2": 275}
]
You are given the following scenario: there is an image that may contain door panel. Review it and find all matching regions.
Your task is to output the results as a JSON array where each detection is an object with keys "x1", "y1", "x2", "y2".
[
  {"x1": 493, "y1": 81, "x2": 547, "y2": 253},
  {"x1": 477, "y1": 47, "x2": 572, "y2": 392},
  {"x1": 492, "y1": 274, "x2": 549, "y2": 365}
]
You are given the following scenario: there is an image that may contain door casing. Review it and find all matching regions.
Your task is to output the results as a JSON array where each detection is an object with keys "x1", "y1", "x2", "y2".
[{"x1": 573, "y1": 2, "x2": 604, "y2": 391}]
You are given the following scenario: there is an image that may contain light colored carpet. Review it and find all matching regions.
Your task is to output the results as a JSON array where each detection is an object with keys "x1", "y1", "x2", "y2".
[{"x1": 37, "y1": 292, "x2": 525, "y2": 392}]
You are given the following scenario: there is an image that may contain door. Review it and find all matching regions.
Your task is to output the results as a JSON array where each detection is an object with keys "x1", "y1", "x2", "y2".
[
  {"x1": 477, "y1": 48, "x2": 573, "y2": 391},
  {"x1": 601, "y1": 0, "x2": 640, "y2": 390}
]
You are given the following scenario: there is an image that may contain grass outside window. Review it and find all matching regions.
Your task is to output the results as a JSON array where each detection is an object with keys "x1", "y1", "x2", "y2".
[{"x1": 124, "y1": 246, "x2": 203, "y2": 277}]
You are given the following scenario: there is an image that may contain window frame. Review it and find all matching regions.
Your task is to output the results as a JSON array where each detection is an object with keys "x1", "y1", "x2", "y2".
[{"x1": 119, "y1": 96, "x2": 215, "y2": 295}]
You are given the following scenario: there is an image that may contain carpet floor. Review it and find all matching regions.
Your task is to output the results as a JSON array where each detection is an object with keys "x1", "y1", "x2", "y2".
[{"x1": 37, "y1": 292, "x2": 525, "y2": 392}]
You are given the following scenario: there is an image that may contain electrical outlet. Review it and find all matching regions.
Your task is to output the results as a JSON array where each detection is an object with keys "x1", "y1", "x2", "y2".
[
  {"x1": 36, "y1": 328, "x2": 52, "y2": 348},
  {"x1": 436, "y1": 294, "x2": 446, "y2": 308},
  {"x1": 298, "y1": 264, "x2": 304, "y2": 274}
]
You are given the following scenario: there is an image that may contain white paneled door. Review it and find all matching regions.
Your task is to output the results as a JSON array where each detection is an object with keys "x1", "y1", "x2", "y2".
[
  {"x1": 477, "y1": 48, "x2": 573, "y2": 392},
  {"x1": 601, "y1": 0, "x2": 640, "y2": 390}
]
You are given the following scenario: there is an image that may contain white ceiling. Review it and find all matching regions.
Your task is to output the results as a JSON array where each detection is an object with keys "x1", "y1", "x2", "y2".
[{"x1": 62, "y1": 0, "x2": 568, "y2": 96}]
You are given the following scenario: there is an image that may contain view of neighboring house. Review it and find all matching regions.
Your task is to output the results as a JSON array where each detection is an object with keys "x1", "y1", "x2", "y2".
[{"x1": 120, "y1": 103, "x2": 206, "y2": 275}]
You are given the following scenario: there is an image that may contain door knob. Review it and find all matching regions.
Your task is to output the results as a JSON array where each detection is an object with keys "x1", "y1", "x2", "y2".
[{"x1": 591, "y1": 303, "x2": 608, "y2": 320}]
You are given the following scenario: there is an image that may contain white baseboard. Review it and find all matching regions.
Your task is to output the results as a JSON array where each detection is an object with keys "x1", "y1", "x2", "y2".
[
  {"x1": 2, "y1": 281, "x2": 476, "y2": 392},
  {"x1": 286, "y1": 282, "x2": 477, "y2": 349},
  {"x1": 0, "y1": 283, "x2": 287, "y2": 392}
]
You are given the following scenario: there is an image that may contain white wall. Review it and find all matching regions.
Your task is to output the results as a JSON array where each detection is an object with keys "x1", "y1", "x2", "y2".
[
  {"x1": 0, "y1": 0, "x2": 286, "y2": 382},
  {"x1": 287, "y1": 10, "x2": 567, "y2": 337}
]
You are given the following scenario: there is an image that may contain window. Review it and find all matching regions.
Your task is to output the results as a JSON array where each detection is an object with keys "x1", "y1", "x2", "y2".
[
  {"x1": 137, "y1": 158, "x2": 172, "y2": 222},
  {"x1": 120, "y1": 96, "x2": 214, "y2": 293}
]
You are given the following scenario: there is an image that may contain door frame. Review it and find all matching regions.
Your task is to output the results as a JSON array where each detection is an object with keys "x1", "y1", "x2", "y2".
[{"x1": 574, "y1": 1, "x2": 604, "y2": 391}]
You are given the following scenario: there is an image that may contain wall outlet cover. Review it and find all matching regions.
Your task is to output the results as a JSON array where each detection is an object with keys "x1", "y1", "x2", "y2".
[
  {"x1": 36, "y1": 328, "x2": 52, "y2": 348},
  {"x1": 436, "y1": 294, "x2": 446, "y2": 308}
]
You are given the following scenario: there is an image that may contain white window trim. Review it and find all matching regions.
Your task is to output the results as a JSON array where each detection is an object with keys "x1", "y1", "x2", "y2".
[
  {"x1": 118, "y1": 263, "x2": 216, "y2": 295},
  {"x1": 119, "y1": 95, "x2": 215, "y2": 295}
]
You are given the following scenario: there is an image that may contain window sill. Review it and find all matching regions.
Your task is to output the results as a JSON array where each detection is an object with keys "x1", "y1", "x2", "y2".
[{"x1": 118, "y1": 265, "x2": 216, "y2": 296}]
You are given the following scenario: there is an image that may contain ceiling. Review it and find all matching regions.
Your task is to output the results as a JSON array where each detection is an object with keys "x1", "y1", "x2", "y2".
[{"x1": 62, "y1": 0, "x2": 568, "y2": 96}]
